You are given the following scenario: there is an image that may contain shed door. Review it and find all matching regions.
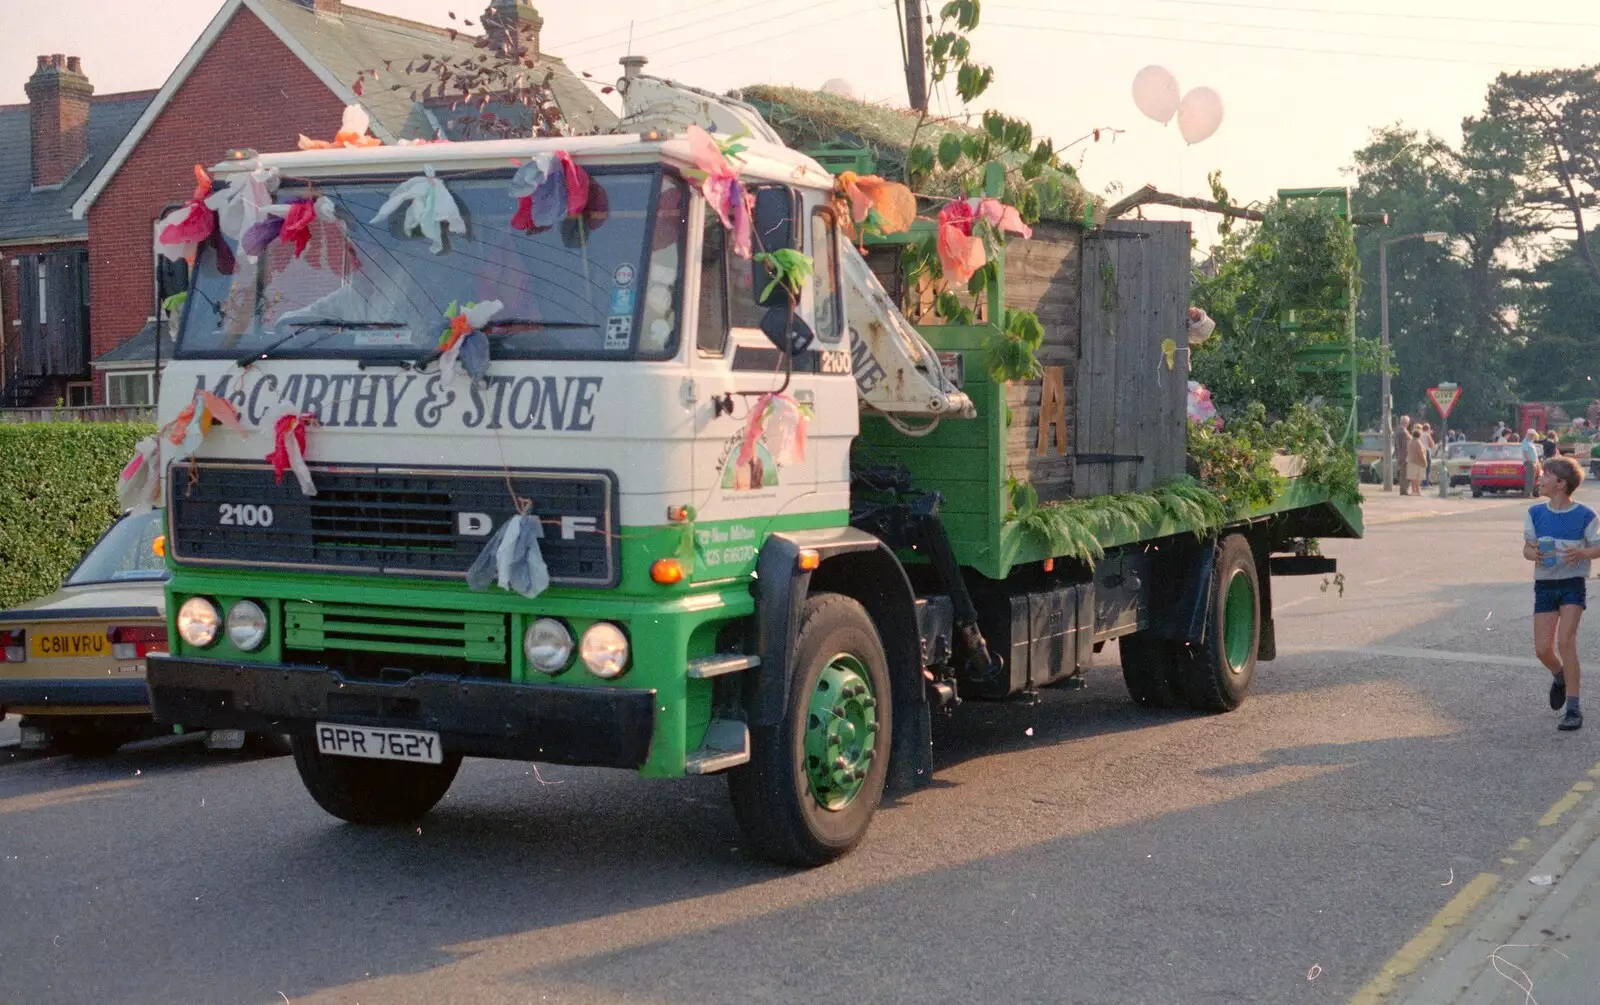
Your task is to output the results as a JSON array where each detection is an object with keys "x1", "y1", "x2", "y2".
[{"x1": 1074, "y1": 221, "x2": 1190, "y2": 496}]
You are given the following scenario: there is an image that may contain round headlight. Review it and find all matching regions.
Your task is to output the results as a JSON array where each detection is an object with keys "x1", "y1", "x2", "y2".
[
  {"x1": 225, "y1": 600, "x2": 268, "y2": 651},
  {"x1": 176, "y1": 597, "x2": 221, "y2": 648},
  {"x1": 580, "y1": 622, "x2": 630, "y2": 679},
  {"x1": 524, "y1": 617, "x2": 574, "y2": 674}
]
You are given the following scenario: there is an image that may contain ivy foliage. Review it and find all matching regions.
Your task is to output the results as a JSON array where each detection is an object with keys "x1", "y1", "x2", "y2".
[
  {"x1": 1186, "y1": 402, "x2": 1363, "y2": 516},
  {"x1": 1190, "y1": 190, "x2": 1377, "y2": 420},
  {"x1": 0, "y1": 423, "x2": 156, "y2": 609},
  {"x1": 1006, "y1": 476, "x2": 1228, "y2": 563}
]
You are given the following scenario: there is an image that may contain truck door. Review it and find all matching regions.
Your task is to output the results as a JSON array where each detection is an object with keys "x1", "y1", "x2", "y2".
[{"x1": 687, "y1": 187, "x2": 856, "y2": 580}]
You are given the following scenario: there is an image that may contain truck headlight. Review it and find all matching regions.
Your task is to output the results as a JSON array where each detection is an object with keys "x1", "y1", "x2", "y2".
[
  {"x1": 177, "y1": 597, "x2": 221, "y2": 648},
  {"x1": 524, "y1": 618, "x2": 574, "y2": 674},
  {"x1": 580, "y1": 622, "x2": 630, "y2": 679},
  {"x1": 225, "y1": 600, "x2": 268, "y2": 652}
]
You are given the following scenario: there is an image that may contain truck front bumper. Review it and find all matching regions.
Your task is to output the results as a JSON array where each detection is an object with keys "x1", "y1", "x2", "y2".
[{"x1": 146, "y1": 656, "x2": 657, "y2": 769}]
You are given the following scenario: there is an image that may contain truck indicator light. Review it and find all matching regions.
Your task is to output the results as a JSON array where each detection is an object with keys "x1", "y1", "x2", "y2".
[{"x1": 651, "y1": 559, "x2": 684, "y2": 585}]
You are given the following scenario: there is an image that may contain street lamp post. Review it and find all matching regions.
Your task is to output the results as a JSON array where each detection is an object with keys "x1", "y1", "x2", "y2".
[{"x1": 1379, "y1": 231, "x2": 1449, "y2": 491}]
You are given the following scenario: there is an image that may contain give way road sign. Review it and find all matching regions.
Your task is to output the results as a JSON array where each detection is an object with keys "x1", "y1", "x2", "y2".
[{"x1": 1428, "y1": 383, "x2": 1462, "y2": 418}]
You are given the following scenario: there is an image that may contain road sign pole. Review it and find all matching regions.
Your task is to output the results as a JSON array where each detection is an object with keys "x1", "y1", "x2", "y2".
[{"x1": 1438, "y1": 411, "x2": 1450, "y2": 498}]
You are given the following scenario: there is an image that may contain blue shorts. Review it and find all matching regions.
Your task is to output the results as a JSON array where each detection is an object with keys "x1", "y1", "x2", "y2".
[{"x1": 1534, "y1": 577, "x2": 1587, "y2": 614}]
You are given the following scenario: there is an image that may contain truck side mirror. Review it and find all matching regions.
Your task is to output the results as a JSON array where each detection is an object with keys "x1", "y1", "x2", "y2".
[
  {"x1": 751, "y1": 187, "x2": 799, "y2": 309},
  {"x1": 760, "y1": 306, "x2": 815, "y2": 355}
]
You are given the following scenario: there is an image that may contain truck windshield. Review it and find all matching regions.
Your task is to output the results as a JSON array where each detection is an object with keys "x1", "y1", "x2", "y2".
[{"x1": 176, "y1": 168, "x2": 685, "y2": 361}]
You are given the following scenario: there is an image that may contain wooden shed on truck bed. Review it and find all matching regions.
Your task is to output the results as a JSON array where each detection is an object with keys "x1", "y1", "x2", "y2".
[{"x1": 854, "y1": 218, "x2": 1192, "y2": 578}]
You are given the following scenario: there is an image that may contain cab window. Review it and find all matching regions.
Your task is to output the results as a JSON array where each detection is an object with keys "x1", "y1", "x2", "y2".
[
  {"x1": 810, "y1": 208, "x2": 842, "y2": 345},
  {"x1": 697, "y1": 209, "x2": 730, "y2": 354}
]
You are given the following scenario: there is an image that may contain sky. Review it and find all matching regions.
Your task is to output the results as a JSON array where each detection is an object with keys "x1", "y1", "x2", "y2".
[{"x1": 2, "y1": 0, "x2": 1595, "y2": 247}]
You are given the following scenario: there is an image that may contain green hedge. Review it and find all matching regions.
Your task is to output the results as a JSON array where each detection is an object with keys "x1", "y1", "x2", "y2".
[{"x1": 0, "y1": 423, "x2": 156, "y2": 609}]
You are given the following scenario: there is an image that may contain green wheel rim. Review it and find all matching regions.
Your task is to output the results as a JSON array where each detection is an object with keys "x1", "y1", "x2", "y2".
[
  {"x1": 802, "y1": 653, "x2": 879, "y2": 811},
  {"x1": 1222, "y1": 572, "x2": 1256, "y2": 673}
]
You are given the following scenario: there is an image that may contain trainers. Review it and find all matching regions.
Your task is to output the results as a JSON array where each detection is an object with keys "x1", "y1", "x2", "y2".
[
  {"x1": 1559, "y1": 709, "x2": 1584, "y2": 731},
  {"x1": 1552, "y1": 674, "x2": 1568, "y2": 711}
]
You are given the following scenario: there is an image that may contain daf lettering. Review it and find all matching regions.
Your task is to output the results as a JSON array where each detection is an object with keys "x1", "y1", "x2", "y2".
[
  {"x1": 457, "y1": 512, "x2": 494, "y2": 536},
  {"x1": 560, "y1": 515, "x2": 598, "y2": 540}
]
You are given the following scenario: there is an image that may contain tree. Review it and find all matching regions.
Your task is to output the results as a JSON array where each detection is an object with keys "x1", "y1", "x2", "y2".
[
  {"x1": 1512, "y1": 237, "x2": 1600, "y2": 405},
  {"x1": 1487, "y1": 66, "x2": 1600, "y2": 289},
  {"x1": 1347, "y1": 120, "x2": 1544, "y2": 432}
]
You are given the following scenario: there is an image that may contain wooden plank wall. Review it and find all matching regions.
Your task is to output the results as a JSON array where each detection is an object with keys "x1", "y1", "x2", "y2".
[
  {"x1": 1074, "y1": 220, "x2": 1189, "y2": 496},
  {"x1": 1001, "y1": 223, "x2": 1082, "y2": 502}
]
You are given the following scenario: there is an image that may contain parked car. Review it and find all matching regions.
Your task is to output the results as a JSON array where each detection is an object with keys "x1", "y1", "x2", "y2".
[
  {"x1": 1444, "y1": 441, "x2": 1488, "y2": 486},
  {"x1": 1470, "y1": 443, "x2": 1539, "y2": 498},
  {"x1": 0, "y1": 511, "x2": 286, "y2": 757},
  {"x1": 1357, "y1": 432, "x2": 1389, "y2": 484}
]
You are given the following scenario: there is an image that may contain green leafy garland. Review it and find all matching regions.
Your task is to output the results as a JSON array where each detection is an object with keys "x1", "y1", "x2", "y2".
[{"x1": 1006, "y1": 476, "x2": 1228, "y2": 563}]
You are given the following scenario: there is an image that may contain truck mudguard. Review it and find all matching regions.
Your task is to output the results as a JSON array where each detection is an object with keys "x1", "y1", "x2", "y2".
[{"x1": 752, "y1": 528, "x2": 933, "y2": 792}]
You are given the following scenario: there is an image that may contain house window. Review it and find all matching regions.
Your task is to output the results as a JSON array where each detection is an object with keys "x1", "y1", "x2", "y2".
[
  {"x1": 104, "y1": 372, "x2": 153, "y2": 407},
  {"x1": 66, "y1": 382, "x2": 92, "y2": 407}
]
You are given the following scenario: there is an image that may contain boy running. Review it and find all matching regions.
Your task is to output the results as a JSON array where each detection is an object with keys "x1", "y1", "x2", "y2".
[{"x1": 1524, "y1": 457, "x2": 1600, "y2": 731}]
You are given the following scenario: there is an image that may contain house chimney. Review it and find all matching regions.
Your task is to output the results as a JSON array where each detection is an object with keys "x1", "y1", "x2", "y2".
[
  {"x1": 25, "y1": 54, "x2": 93, "y2": 190},
  {"x1": 484, "y1": 0, "x2": 543, "y2": 61},
  {"x1": 291, "y1": 0, "x2": 342, "y2": 16}
]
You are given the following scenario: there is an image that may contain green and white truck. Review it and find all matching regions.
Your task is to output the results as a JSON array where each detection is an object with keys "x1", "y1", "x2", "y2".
[{"x1": 145, "y1": 74, "x2": 1362, "y2": 866}]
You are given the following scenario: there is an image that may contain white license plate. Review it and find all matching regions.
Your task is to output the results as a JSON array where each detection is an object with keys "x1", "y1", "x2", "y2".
[{"x1": 315, "y1": 723, "x2": 442, "y2": 764}]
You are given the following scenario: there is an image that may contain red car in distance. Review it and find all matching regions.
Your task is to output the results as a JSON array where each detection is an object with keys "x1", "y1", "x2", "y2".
[{"x1": 1470, "y1": 442, "x2": 1539, "y2": 497}]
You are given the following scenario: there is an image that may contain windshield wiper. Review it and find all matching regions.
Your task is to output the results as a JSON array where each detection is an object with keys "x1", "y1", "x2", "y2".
[
  {"x1": 237, "y1": 320, "x2": 408, "y2": 367},
  {"x1": 411, "y1": 319, "x2": 596, "y2": 370}
]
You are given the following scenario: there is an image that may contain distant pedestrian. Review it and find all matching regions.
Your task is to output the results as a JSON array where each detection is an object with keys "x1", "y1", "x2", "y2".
[
  {"x1": 1406, "y1": 427, "x2": 1426, "y2": 497},
  {"x1": 1544, "y1": 430, "x2": 1560, "y2": 460},
  {"x1": 1397, "y1": 414, "x2": 1413, "y2": 493},
  {"x1": 1522, "y1": 430, "x2": 1542, "y2": 496},
  {"x1": 1525, "y1": 457, "x2": 1600, "y2": 731},
  {"x1": 1420, "y1": 423, "x2": 1437, "y2": 485}
]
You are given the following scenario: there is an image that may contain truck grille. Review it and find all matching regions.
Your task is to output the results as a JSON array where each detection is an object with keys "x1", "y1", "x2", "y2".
[{"x1": 168, "y1": 461, "x2": 617, "y2": 586}]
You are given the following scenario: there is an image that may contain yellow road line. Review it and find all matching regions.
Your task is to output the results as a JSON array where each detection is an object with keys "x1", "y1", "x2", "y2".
[
  {"x1": 1347, "y1": 872, "x2": 1501, "y2": 1005},
  {"x1": 1509, "y1": 837, "x2": 1532, "y2": 852},
  {"x1": 1539, "y1": 786, "x2": 1588, "y2": 827}
]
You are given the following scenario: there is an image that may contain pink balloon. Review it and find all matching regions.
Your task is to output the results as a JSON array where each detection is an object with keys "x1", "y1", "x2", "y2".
[
  {"x1": 1132, "y1": 65, "x2": 1181, "y2": 125},
  {"x1": 1177, "y1": 87, "x2": 1225, "y2": 145}
]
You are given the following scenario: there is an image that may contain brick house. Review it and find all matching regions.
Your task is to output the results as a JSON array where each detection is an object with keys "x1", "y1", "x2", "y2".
[
  {"x1": 66, "y1": 0, "x2": 614, "y2": 405},
  {"x1": 0, "y1": 58, "x2": 153, "y2": 407}
]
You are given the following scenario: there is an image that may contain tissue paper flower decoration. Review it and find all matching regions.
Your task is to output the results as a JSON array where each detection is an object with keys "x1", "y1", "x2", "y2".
[
  {"x1": 509, "y1": 151, "x2": 591, "y2": 231},
  {"x1": 835, "y1": 171, "x2": 917, "y2": 238},
  {"x1": 165, "y1": 389, "x2": 243, "y2": 466},
  {"x1": 437, "y1": 299, "x2": 503, "y2": 389},
  {"x1": 241, "y1": 196, "x2": 337, "y2": 259},
  {"x1": 298, "y1": 104, "x2": 382, "y2": 149},
  {"x1": 685, "y1": 125, "x2": 752, "y2": 258},
  {"x1": 370, "y1": 165, "x2": 464, "y2": 254},
  {"x1": 116, "y1": 436, "x2": 162, "y2": 515},
  {"x1": 935, "y1": 197, "x2": 1033, "y2": 285},
  {"x1": 737, "y1": 393, "x2": 808, "y2": 471},
  {"x1": 465, "y1": 514, "x2": 551, "y2": 598},
  {"x1": 204, "y1": 167, "x2": 279, "y2": 246},
  {"x1": 266, "y1": 411, "x2": 318, "y2": 496},
  {"x1": 1187, "y1": 380, "x2": 1221, "y2": 430},
  {"x1": 154, "y1": 165, "x2": 217, "y2": 264}
]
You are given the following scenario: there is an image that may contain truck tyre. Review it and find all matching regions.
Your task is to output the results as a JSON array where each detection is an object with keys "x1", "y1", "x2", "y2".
[
  {"x1": 1118, "y1": 632, "x2": 1184, "y2": 709},
  {"x1": 1178, "y1": 534, "x2": 1260, "y2": 713},
  {"x1": 728, "y1": 592, "x2": 892, "y2": 868},
  {"x1": 290, "y1": 736, "x2": 463, "y2": 825}
]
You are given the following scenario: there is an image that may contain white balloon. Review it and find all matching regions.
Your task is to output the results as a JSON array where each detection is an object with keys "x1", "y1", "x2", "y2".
[
  {"x1": 1132, "y1": 65, "x2": 1181, "y2": 125},
  {"x1": 1177, "y1": 87, "x2": 1225, "y2": 145}
]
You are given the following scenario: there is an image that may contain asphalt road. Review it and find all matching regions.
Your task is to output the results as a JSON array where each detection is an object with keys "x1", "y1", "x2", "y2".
[{"x1": 2, "y1": 491, "x2": 1593, "y2": 1005}]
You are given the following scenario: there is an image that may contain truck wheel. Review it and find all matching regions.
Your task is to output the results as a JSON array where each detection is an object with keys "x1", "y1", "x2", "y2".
[
  {"x1": 290, "y1": 736, "x2": 463, "y2": 825},
  {"x1": 1118, "y1": 632, "x2": 1184, "y2": 709},
  {"x1": 1178, "y1": 534, "x2": 1260, "y2": 713},
  {"x1": 1472, "y1": 486, "x2": 1483, "y2": 498},
  {"x1": 728, "y1": 592, "x2": 892, "y2": 868}
]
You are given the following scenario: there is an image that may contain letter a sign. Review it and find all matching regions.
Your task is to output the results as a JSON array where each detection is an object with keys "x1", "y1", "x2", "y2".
[{"x1": 1427, "y1": 383, "x2": 1461, "y2": 418}]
